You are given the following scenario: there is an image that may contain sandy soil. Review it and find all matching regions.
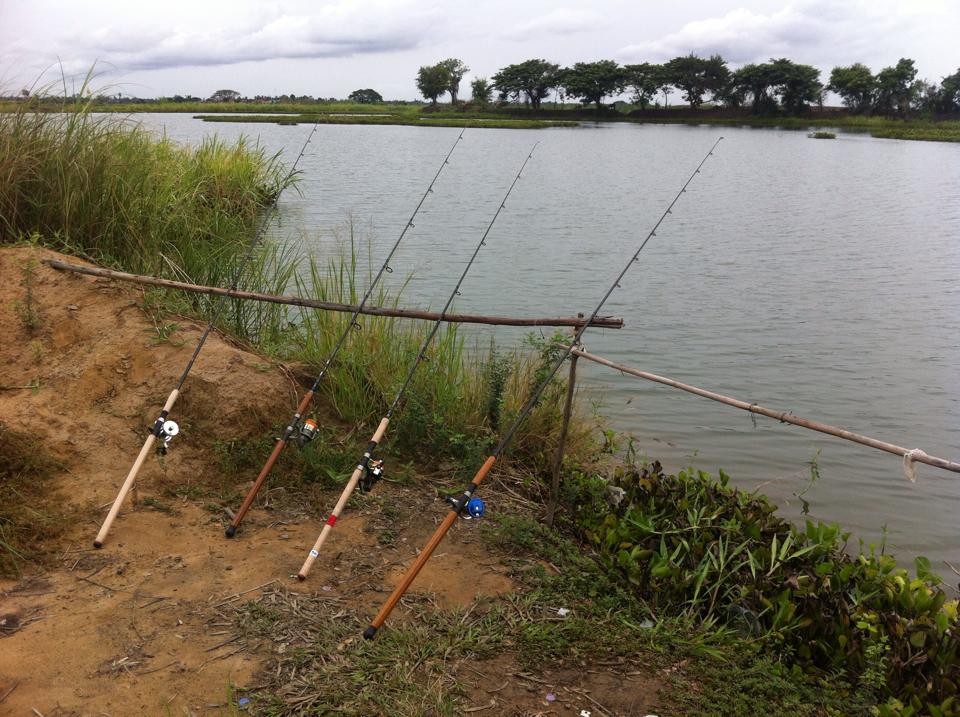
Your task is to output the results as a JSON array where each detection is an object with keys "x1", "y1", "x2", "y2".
[{"x1": 0, "y1": 247, "x2": 660, "y2": 716}]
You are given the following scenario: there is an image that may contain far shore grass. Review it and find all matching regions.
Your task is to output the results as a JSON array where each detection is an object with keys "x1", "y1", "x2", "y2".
[{"x1": 3, "y1": 97, "x2": 959, "y2": 141}]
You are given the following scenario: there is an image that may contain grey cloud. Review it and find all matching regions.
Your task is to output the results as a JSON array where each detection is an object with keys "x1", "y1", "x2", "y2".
[
  {"x1": 52, "y1": 0, "x2": 440, "y2": 72},
  {"x1": 503, "y1": 8, "x2": 608, "y2": 41},
  {"x1": 616, "y1": 1, "x2": 927, "y2": 67}
]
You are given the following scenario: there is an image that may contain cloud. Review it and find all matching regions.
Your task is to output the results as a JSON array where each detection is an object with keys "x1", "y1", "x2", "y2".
[
  {"x1": 616, "y1": 1, "x2": 926, "y2": 67},
  {"x1": 503, "y1": 8, "x2": 607, "y2": 41},
  {"x1": 39, "y1": 0, "x2": 441, "y2": 74}
]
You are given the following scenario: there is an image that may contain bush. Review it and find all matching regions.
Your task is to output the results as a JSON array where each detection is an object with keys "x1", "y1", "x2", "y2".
[{"x1": 565, "y1": 462, "x2": 960, "y2": 714}]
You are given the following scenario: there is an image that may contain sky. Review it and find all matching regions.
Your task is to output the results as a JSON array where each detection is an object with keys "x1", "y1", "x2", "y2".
[{"x1": 1, "y1": 0, "x2": 957, "y2": 100}]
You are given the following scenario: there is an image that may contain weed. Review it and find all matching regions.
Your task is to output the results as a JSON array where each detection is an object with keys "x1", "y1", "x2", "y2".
[
  {"x1": 14, "y1": 257, "x2": 42, "y2": 332},
  {"x1": 142, "y1": 496, "x2": 177, "y2": 514},
  {"x1": 149, "y1": 321, "x2": 182, "y2": 346}
]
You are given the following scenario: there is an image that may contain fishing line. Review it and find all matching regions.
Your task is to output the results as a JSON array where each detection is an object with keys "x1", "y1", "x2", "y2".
[
  {"x1": 93, "y1": 119, "x2": 322, "y2": 548},
  {"x1": 296, "y1": 141, "x2": 539, "y2": 580},
  {"x1": 226, "y1": 129, "x2": 466, "y2": 536},
  {"x1": 362, "y1": 137, "x2": 724, "y2": 638}
]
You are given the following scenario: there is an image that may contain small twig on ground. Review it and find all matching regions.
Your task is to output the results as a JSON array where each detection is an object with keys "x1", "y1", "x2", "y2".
[
  {"x1": 464, "y1": 700, "x2": 497, "y2": 713},
  {"x1": 0, "y1": 681, "x2": 20, "y2": 704},
  {"x1": 139, "y1": 661, "x2": 180, "y2": 676},
  {"x1": 212, "y1": 579, "x2": 278, "y2": 607},
  {"x1": 566, "y1": 686, "x2": 613, "y2": 717}
]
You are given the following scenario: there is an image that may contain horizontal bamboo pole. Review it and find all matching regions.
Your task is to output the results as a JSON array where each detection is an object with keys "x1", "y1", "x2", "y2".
[
  {"x1": 571, "y1": 347, "x2": 960, "y2": 475},
  {"x1": 47, "y1": 260, "x2": 624, "y2": 330}
]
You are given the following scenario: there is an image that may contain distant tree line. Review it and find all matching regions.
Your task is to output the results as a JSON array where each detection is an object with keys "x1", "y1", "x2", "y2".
[{"x1": 415, "y1": 55, "x2": 960, "y2": 116}]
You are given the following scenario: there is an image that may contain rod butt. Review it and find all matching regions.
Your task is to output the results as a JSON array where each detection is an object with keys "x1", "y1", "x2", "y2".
[
  {"x1": 225, "y1": 524, "x2": 237, "y2": 538},
  {"x1": 363, "y1": 625, "x2": 377, "y2": 640},
  {"x1": 93, "y1": 540, "x2": 103, "y2": 549}
]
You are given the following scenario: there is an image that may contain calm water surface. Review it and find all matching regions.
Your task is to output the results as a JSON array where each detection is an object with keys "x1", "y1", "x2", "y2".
[{"x1": 134, "y1": 114, "x2": 960, "y2": 573}]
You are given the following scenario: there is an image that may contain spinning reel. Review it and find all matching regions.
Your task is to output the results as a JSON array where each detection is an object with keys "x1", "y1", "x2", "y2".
[
  {"x1": 294, "y1": 418, "x2": 319, "y2": 448},
  {"x1": 154, "y1": 418, "x2": 179, "y2": 455},
  {"x1": 360, "y1": 459, "x2": 384, "y2": 492}
]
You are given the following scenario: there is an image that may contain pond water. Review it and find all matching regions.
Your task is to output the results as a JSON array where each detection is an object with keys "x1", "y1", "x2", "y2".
[{"x1": 132, "y1": 114, "x2": 960, "y2": 574}]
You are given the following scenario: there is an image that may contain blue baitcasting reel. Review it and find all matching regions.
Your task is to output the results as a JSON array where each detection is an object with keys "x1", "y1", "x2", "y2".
[{"x1": 465, "y1": 497, "x2": 485, "y2": 519}]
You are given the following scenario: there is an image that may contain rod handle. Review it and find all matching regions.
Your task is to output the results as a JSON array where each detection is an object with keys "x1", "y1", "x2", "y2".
[
  {"x1": 372, "y1": 417, "x2": 389, "y2": 442},
  {"x1": 94, "y1": 389, "x2": 179, "y2": 548},
  {"x1": 297, "y1": 462, "x2": 365, "y2": 579}
]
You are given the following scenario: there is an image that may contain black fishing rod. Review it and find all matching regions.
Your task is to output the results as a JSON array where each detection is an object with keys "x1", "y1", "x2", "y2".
[
  {"x1": 226, "y1": 129, "x2": 466, "y2": 537},
  {"x1": 363, "y1": 137, "x2": 724, "y2": 638},
  {"x1": 94, "y1": 120, "x2": 322, "y2": 548},
  {"x1": 296, "y1": 141, "x2": 539, "y2": 580}
]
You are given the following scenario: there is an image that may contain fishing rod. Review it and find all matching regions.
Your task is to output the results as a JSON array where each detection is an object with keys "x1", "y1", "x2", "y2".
[
  {"x1": 225, "y1": 129, "x2": 466, "y2": 537},
  {"x1": 94, "y1": 120, "x2": 321, "y2": 549},
  {"x1": 296, "y1": 142, "x2": 539, "y2": 581},
  {"x1": 362, "y1": 137, "x2": 724, "y2": 639}
]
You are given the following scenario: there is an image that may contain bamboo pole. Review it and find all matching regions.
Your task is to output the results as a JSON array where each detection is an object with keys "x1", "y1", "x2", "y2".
[
  {"x1": 545, "y1": 349, "x2": 579, "y2": 526},
  {"x1": 570, "y1": 347, "x2": 960, "y2": 475},
  {"x1": 45, "y1": 260, "x2": 624, "y2": 330}
]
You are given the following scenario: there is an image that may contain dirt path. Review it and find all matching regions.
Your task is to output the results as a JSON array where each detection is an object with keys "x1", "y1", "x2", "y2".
[{"x1": 0, "y1": 247, "x2": 660, "y2": 716}]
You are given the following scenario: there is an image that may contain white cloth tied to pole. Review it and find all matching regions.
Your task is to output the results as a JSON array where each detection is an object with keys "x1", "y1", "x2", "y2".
[{"x1": 903, "y1": 448, "x2": 930, "y2": 483}]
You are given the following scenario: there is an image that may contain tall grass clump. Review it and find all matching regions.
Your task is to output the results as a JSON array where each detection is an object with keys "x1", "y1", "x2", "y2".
[
  {"x1": 0, "y1": 89, "x2": 290, "y2": 285},
  {"x1": 289, "y1": 227, "x2": 597, "y2": 470}
]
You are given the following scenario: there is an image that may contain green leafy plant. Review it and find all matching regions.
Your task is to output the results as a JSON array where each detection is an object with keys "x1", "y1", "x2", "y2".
[{"x1": 563, "y1": 462, "x2": 960, "y2": 713}]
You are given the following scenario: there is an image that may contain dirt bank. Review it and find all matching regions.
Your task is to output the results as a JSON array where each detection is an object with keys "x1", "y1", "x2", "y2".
[{"x1": 0, "y1": 247, "x2": 662, "y2": 716}]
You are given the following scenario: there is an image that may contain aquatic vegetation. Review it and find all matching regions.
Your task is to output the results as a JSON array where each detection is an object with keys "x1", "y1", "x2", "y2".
[{"x1": 564, "y1": 461, "x2": 960, "y2": 714}]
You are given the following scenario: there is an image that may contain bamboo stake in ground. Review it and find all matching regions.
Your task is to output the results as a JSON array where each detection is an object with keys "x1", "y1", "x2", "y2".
[
  {"x1": 569, "y1": 347, "x2": 960, "y2": 475},
  {"x1": 362, "y1": 138, "x2": 724, "y2": 639},
  {"x1": 545, "y1": 348, "x2": 579, "y2": 526},
  {"x1": 44, "y1": 260, "x2": 623, "y2": 330},
  {"x1": 297, "y1": 143, "x2": 538, "y2": 580}
]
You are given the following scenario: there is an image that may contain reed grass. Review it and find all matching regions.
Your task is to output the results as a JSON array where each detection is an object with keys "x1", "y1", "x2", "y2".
[
  {"x1": 287, "y1": 226, "x2": 597, "y2": 470},
  {"x1": 0, "y1": 93, "x2": 290, "y2": 286}
]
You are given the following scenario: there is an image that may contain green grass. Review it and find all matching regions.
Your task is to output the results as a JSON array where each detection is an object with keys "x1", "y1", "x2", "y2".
[
  {"x1": 284, "y1": 230, "x2": 597, "y2": 472},
  {"x1": 0, "y1": 93, "x2": 291, "y2": 286},
  {"x1": 224, "y1": 510, "x2": 874, "y2": 716}
]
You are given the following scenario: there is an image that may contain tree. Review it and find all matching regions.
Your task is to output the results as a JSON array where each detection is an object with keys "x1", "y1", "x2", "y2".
[
  {"x1": 492, "y1": 59, "x2": 560, "y2": 110},
  {"x1": 874, "y1": 58, "x2": 918, "y2": 114},
  {"x1": 416, "y1": 64, "x2": 451, "y2": 106},
  {"x1": 732, "y1": 60, "x2": 821, "y2": 115},
  {"x1": 438, "y1": 58, "x2": 469, "y2": 105},
  {"x1": 733, "y1": 63, "x2": 779, "y2": 114},
  {"x1": 663, "y1": 54, "x2": 729, "y2": 108},
  {"x1": 703, "y1": 54, "x2": 732, "y2": 104},
  {"x1": 559, "y1": 60, "x2": 626, "y2": 110},
  {"x1": 348, "y1": 88, "x2": 383, "y2": 104},
  {"x1": 208, "y1": 89, "x2": 240, "y2": 102},
  {"x1": 623, "y1": 63, "x2": 661, "y2": 108},
  {"x1": 471, "y1": 77, "x2": 492, "y2": 105},
  {"x1": 938, "y1": 68, "x2": 960, "y2": 112},
  {"x1": 828, "y1": 64, "x2": 875, "y2": 113},
  {"x1": 769, "y1": 58, "x2": 821, "y2": 115},
  {"x1": 911, "y1": 79, "x2": 939, "y2": 113}
]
